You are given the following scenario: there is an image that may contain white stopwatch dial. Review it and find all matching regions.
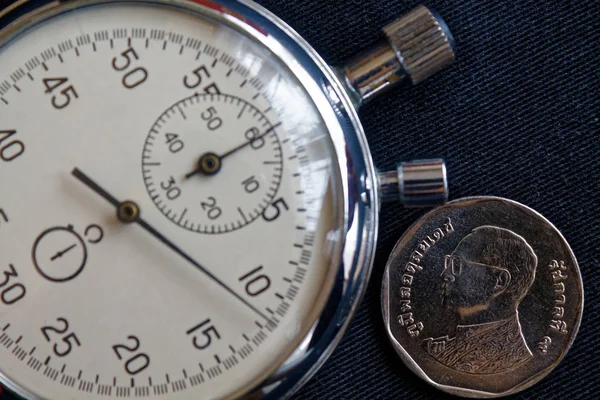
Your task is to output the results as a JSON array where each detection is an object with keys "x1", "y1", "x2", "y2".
[{"x1": 0, "y1": 1, "x2": 345, "y2": 399}]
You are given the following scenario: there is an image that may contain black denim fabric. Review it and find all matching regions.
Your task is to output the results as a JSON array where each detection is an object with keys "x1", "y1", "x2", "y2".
[
  {"x1": 250, "y1": 1, "x2": 599, "y2": 399},
  {"x1": 0, "y1": 0, "x2": 598, "y2": 399}
]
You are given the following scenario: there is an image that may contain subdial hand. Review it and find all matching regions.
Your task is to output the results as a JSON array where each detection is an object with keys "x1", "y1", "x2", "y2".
[
  {"x1": 71, "y1": 168, "x2": 270, "y2": 322},
  {"x1": 50, "y1": 243, "x2": 77, "y2": 261},
  {"x1": 185, "y1": 122, "x2": 282, "y2": 179}
]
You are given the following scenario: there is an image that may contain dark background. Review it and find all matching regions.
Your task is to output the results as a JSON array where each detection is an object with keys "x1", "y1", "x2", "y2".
[{"x1": 250, "y1": 0, "x2": 599, "y2": 399}]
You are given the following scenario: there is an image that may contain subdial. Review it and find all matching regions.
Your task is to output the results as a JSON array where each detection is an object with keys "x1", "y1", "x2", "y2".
[{"x1": 142, "y1": 93, "x2": 283, "y2": 234}]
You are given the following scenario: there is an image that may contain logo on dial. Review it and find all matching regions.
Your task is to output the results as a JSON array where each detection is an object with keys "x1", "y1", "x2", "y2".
[{"x1": 142, "y1": 93, "x2": 283, "y2": 234}]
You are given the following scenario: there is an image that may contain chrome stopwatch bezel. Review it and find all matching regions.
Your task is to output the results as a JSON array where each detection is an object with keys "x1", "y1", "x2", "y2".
[{"x1": 0, "y1": 0, "x2": 379, "y2": 399}]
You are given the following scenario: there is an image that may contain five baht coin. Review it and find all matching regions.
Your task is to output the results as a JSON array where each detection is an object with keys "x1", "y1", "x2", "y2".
[{"x1": 381, "y1": 196, "x2": 583, "y2": 398}]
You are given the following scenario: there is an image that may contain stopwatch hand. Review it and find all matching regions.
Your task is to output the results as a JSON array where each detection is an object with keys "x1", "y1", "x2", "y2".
[
  {"x1": 71, "y1": 167, "x2": 271, "y2": 322},
  {"x1": 184, "y1": 122, "x2": 281, "y2": 179}
]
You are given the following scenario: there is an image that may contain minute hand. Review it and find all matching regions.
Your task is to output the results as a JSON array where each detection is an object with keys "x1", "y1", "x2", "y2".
[
  {"x1": 219, "y1": 122, "x2": 282, "y2": 160},
  {"x1": 185, "y1": 122, "x2": 282, "y2": 179},
  {"x1": 71, "y1": 168, "x2": 270, "y2": 322}
]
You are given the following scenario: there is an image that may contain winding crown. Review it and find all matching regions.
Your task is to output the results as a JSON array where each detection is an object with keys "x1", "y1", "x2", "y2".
[{"x1": 382, "y1": 5, "x2": 455, "y2": 85}]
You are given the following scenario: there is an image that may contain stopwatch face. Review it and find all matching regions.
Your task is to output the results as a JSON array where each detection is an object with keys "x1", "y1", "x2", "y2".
[{"x1": 0, "y1": 0, "x2": 349, "y2": 398}]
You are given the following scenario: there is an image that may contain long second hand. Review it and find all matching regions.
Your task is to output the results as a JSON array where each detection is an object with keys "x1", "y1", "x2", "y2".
[{"x1": 71, "y1": 167, "x2": 270, "y2": 322}]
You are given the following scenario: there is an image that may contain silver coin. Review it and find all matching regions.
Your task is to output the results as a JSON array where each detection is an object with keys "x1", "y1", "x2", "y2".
[{"x1": 381, "y1": 196, "x2": 583, "y2": 398}]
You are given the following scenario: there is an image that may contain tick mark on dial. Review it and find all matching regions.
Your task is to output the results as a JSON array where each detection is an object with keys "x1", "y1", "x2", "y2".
[
  {"x1": 237, "y1": 207, "x2": 248, "y2": 223},
  {"x1": 44, "y1": 356, "x2": 51, "y2": 366},
  {"x1": 177, "y1": 106, "x2": 187, "y2": 120},
  {"x1": 237, "y1": 103, "x2": 247, "y2": 118},
  {"x1": 177, "y1": 208, "x2": 188, "y2": 225}
]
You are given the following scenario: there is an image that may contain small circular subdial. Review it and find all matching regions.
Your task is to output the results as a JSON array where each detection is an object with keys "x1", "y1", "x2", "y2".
[{"x1": 143, "y1": 93, "x2": 283, "y2": 234}]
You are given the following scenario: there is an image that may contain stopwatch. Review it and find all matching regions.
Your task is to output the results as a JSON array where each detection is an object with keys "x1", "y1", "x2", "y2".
[{"x1": 0, "y1": 0, "x2": 455, "y2": 399}]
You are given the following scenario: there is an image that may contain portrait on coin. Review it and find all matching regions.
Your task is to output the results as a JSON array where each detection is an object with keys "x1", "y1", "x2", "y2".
[{"x1": 422, "y1": 225, "x2": 538, "y2": 374}]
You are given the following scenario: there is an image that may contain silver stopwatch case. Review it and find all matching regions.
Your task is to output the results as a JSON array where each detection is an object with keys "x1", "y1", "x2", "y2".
[{"x1": 0, "y1": 0, "x2": 454, "y2": 399}]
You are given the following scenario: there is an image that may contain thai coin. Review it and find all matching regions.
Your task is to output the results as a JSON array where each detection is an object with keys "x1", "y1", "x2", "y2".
[{"x1": 381, "y1": 196, "x2": 583, "y2": 398}]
